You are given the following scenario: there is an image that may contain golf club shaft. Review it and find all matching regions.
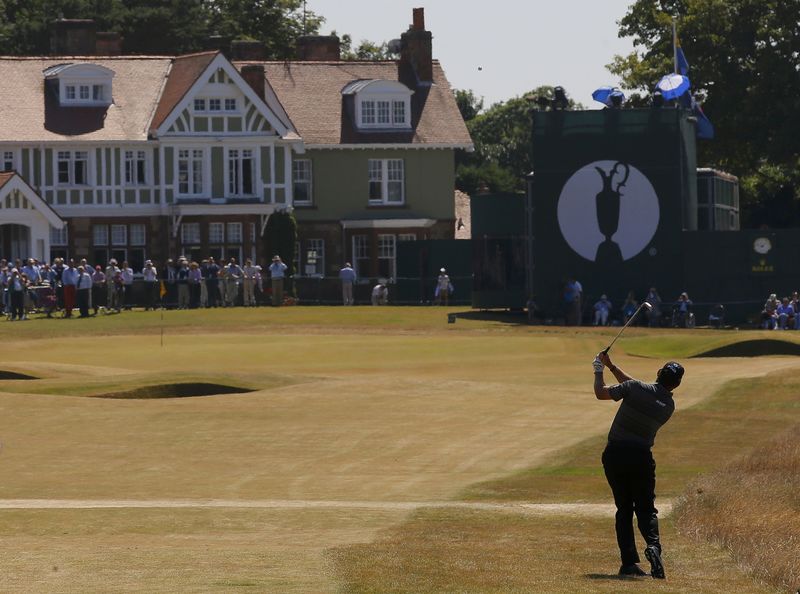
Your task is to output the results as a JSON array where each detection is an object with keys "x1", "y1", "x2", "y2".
[{"x1": 602, "y1": 301, "x2": 650, "y2": 354}]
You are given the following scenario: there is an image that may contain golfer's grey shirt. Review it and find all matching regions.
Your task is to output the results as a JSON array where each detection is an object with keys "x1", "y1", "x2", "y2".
[{"x1": 607, "y1": 380, "x2": 674, "y2": 448}]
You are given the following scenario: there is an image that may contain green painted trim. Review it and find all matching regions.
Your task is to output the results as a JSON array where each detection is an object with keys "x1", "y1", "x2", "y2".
[
  {"x1": 211, "y1": 117, "x2": 224, "y2": 132},
  {"x1": 228, "y1": 118, "x2": 242, "y2": 132},
  {"x1": 261, "y1": 147, "x2": 271, "y2": 184},
  {"x1": 124, "y1": 190, "x2": 135, "y2": 204},
  {"x1": 164, "y1": 147, "x2": 174, "y2": 185},
  {"x1": 141, "y1": 189, "x2": 151, "y2": 204},
  {"x1": 45, "y1": 150, "x2": 53, "y2": 186},
  {"x1": 70, "y1": 190, "x2": 80, "y2": 205},
  {"x1": 195, "y1": 117, "x2": 208, "y2": 132},
  {"x1": 211, "y1": 147, "x2": 224, "y2": 198},
  {"x1": 113, "y1": 148, "x2": 121, "y2": 185}
]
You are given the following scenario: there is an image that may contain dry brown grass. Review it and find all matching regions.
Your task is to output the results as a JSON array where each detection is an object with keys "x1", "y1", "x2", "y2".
[{"x1": 675, "y1": 424, "x2": 800, "y2": 593}]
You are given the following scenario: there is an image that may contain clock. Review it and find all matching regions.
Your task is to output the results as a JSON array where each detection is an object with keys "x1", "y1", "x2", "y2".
[{"x1": 753, "y1": 237, "x2": 772, "y2": 255}]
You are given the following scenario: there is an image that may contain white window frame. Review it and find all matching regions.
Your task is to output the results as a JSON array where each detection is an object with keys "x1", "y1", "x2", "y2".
[
  {"x1": 130, "y1": 224, "x2": 146, "y2": 246},
  {"x1": 56, "y1": 150, "x2": 92, "y2": 186},
  {"x1": 398, "y1": 233, "x2": 417, "y2": 242},
  {"x1": 50, "y1": 225, "x2": 68, "y2": 246},
  {"x1": 176, "y1": 148, "x2": 206, "y2": 196},
  {"x1": 224, "y1": 98, "x2": 237, "y2": 112},
  {"x1": 2, "y1": 150, "x2": 15, "y2": 172},
  {"x1": 304, "y1": 238, "x2": 325, "y2": 278},
  {"x1": 225, "y1": 148, "x2": 256, "y2": 197},
  {"x1": 226, "y1": 222, "x2": 243, "y2": 244},
  {"x1": 292, "y1": 159, "x2": 313, "y2": 205},
  {"x1": 352, "y1": 235, "x2": 370, "y2": 278},
  {"x1": 209, "y1": 98, "x2": 221, "y2": 111},
  {"x1": 124, "y1": 150, "x2": 148, "y2": 186},
  {"x1": 193, "y1": 98, "x2": 206, "y2": 112},
  {"x1": 368, "y1": 159, "x2": 404, "y2": 205},
  {"x1": 355, "y1": 82, "x2": 412, "y2": 130},
  {"x1": 181, "y1": 222, "x2": 201, "y2": 245},
  {"x1": 111, "y1": 225, "x2": 127, "y2": 246},
  {"x1": 93, "y1": 224, "x2": 109, "y2": 246},
  {"x1": 209, "y1": 222, "x2": 225, "y2": 244},
  {"x1": 377, "y1": 234, "x2": 397, "y2": 280}
]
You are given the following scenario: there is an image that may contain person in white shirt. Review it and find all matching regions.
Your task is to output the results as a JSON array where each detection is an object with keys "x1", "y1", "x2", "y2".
[
  {"x1": 242, "y1": 259, "x2": 258, "y2": 307},
  {"x1": 76, "y1": 265, "x2": 93, "y2": 317},
  {"x1": 142, "y1": 260, "x2": 159, "y2": 310},
  {"x1": 435, "y1": 267, "x2": 452, "y2": 306},
  {"x1": 269, "y1": 255, "x2": 288, "y2": 306},
  {"x1": 120, "y1": 261, "x2": 134, "y2": 310},
  {"x1": 371, "y1": 282, "x2": 388, "y2": 306},
  {"x1": 105, "y1": 259, "x2": 121, "y2": 312}
]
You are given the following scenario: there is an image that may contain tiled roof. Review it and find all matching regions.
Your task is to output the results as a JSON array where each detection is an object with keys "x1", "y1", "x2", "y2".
[
  {"x1": 0, "y1": 171, "x2": 14, "y2": 190},
  {"x1": 255, "y1": 60, "x2": 472, "y2": 147},
  {"x1": 150, "y1": 51, "x2": 217, "y2": 132},
  {"x1": 0, "y1": 56, "x2": 171, "y2": 141}
]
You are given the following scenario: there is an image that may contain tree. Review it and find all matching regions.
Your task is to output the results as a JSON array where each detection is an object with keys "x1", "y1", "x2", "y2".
[
  {"x1": 263, "y1": 211, "x2": 297, "y2": 277},
  {"x1": 608, "y1": 0, "x2": 800, "y2": 227},
  {"x1": 336, "y1": 32, "x2": 396, "y2": 61},
  {"x1": 456, "y1": 86, "x2": 581, "y2": 195},
  {"x1": 453, "y1": 89, "x2": 483, "y2": 122},
  {"x1": 0, "y1": 0, "x2": 322, "y2": 57}
]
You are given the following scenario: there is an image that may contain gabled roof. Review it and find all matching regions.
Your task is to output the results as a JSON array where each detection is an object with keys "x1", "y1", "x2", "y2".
[
  {"x1": 149, "y1": 51, "x2": 217, "y2": 132},
  {"x1": 257, "y1": 60, "x2": 472, "y2": 148},
  {"x1": 0, "y1": 56, "x2": 171, "y2": 142},
  {"x1": 0, "y1": 172, "x2": 64, "y2": 228}
]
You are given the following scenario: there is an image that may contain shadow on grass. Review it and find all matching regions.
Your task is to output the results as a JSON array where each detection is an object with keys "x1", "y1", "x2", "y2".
[
  {"x1": 451, "y1": 310, "x2": 529, "y2": 325},
  {"x1": 89, "y1": 383, "x2": 255, "y2": 399},
  {"x1": 692, "y1": 338, "x2": 800, "y2": 357},
  {"x1": 0, "y1": 371, "x2": 38, "y2": 380}
]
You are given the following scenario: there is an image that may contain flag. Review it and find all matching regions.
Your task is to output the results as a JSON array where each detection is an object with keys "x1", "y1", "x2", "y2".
[
  {"x1": 159, "y1": 280, "x2": 167, "y2": 298},
  {"x1": 676, "y1": 44, "x2": 690, "y2": 76},
  {"x1": 693, "y1": 101, "x2": 715, "y2": 139}
]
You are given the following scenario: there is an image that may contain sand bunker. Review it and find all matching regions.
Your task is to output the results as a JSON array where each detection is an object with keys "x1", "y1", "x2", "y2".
[
  {"x1": 91, "y1": 383, "x2": 255, "y2": 399},
  {"x1": 0, "y1": 371, "x2": 38, "y2": 380},
  {"x1": 693, "y1": 339, "x2": 800, "y2": 358}
]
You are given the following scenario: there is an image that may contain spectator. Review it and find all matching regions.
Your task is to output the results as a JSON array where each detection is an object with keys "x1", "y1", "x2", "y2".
[
  {"x1": 62, "y1": 259, "x2": 79, "y2": 318},
  {"x1": 776, "y1": 297, "x2": 793, "y2": 330},
  {"x1": 76, "y1": 265, "x2": 92, "y2": 318},
  {"x1": 708, "y1": 304, "x2": 725, "y2": 328},
  {"x1": 224, "y1": 258, "x2": 242, "y2": 307},
  {"x1": 142, "y1": 260, "x2": 159, "y2": 311},
  {"x1": 176, "y1": 259, "x2": 190, "y2": 309},
  {"x1": 762, "y1": 293, "x2": 779, "y2": 330},
  {"x1": 105, "y1": 259, "x2": 120, "y2": 312},
  {"x1": 7, "y1": 268, "x2": 27, "y2": 321},
  {"x1": 371, "y1": 282, "x2": 388, "y2": 305},
  {"x1": 205, "y1": 257, "x2": 220, "y2": 308},
  {"x1": 162, "y1": 259, "x2": 176, "y2": 309},
  {"x1": 593, "y1": 294, "x2": 613, "y2": 326},
  {"x1": 188, "y1": 262, "x2": 202, "y2": 309},
  {"x1": 269, "y1": 255, "x2": 288, "y2": 306},
  {"x1": 564, "y1": 277, "x2": 583, "y2": 326},
  {"x1": 791, "y1": 292, "x2": 800, "y2": 330},
  {"x1": 622, "y1": 292, "x2": 638, "y2": 325},
  {"x1": 120, "y1": 261, "x2": 134, "y2": 310},
  {"x1": 339, "y1": 262, "x2": 356, "y2": 306},
  {"x1": 645, "y1": 287, "x2": 662, "y2": 327},
  {"x1": 91, "y1": 265, "x2": 106, "y2": 315},
  {"x1": 435, "y1": 268, "x2": 453, "y2": 306},
  {"x1": 673, "y1": 292, "x2": 693, "y2": 328},
  {"x1": 242, "y1": 259, "x2": 258, "y2": 307}
]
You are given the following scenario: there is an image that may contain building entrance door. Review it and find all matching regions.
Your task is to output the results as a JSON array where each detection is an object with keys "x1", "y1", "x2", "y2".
[{"x1": 0, "y1": 224, "x2": 31, "y2": 262}]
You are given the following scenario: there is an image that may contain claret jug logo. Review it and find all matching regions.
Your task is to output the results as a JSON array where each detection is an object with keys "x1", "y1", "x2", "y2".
[{"x1": 557, "y1": 160, "x2": 660, "y2": 265}]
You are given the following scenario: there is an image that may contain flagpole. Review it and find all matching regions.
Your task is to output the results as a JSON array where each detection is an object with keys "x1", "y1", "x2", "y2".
[{"x1": 672, "y1": 17, "x2": 678, "y2": 74}]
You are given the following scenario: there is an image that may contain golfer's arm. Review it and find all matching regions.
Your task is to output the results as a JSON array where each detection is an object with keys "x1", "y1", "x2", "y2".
[
  {"x1": 594, "y1": 372, "x2": 612, "y2": 400},
  {"x1": 607, "y1": 364, "x2": 632, "y2": 383}
]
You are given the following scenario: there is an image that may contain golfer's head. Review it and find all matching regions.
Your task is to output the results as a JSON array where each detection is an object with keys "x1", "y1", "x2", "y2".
[{"x1": 657, "y1": 361, "x2": 684, "y2": 390}]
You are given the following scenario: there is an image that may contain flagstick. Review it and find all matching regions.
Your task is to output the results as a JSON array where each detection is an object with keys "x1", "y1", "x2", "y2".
[{"x1": 673, "y1": 17, "x2": 678, "y2": 75}]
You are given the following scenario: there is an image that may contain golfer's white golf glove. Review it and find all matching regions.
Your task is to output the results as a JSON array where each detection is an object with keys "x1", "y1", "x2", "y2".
[{"x1": 592, "y1": 357, "x2": 604, "y2": 373}]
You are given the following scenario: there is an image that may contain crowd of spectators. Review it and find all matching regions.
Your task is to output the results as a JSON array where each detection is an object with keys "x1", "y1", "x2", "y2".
[
  {"x1": 761, "y1": 292, "x2": 800, "y2": 330},
  {"x1": 0, "y1": 255, "x2": 292, "y2": 320}
]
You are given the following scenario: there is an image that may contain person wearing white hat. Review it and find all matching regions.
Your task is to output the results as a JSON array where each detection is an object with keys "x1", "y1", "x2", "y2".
[
  {"x1": 594, "y1": 294, "x2": 613, "y2": 326},
  {"x1": 435, "y1": 267, "x2": 452, "y2": 306},
  {"x1": 269, "y1": 255, "x2": 288, "y2": 306}
]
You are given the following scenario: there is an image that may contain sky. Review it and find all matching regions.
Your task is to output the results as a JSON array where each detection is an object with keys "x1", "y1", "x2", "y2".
[{"x1": 305, "y1": 0, "x2": 639, "y2": 110}]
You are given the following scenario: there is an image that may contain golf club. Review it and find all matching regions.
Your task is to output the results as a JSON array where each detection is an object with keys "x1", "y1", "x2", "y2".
[{"x1": 602, "y1": 301, "x2": 653, "y2": 354}]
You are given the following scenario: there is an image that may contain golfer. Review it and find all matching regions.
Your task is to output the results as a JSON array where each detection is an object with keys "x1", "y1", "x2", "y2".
[{"x1": 593, "y1": 352, "x2": 684, "y2": 579}]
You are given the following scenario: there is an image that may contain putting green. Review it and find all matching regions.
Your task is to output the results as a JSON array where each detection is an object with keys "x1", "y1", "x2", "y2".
[{"x1": 0, "y1": 309, "x2": 794, "y2": 591}]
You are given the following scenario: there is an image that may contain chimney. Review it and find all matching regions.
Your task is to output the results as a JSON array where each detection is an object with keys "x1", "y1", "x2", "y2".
[
  {"x1": 230, "y1": 40, "x2": 266, "y2": 61},
  {"x1": 50, "y1": 19, "x2": 97, "y2": 55},
  {"x1": 296, "y1": 35, "x2": 340, "y2": 61},
  {"x1": 400, "y1": 8, "x2": 433, "y2": 83},
  {"x1": 203, "y1": 34, "x2": 231, "y2": 55},
  {"x1": 95, "y1": 32, "x2": 123, "y2": 56},
  {"x1": 240, "y1": 64, "x2": 265, "y2": 101}
]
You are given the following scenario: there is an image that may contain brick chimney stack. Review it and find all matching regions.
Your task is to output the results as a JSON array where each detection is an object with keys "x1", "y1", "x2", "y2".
[
  {"x1": 240, "y1": 64, "x2": 266, "y2": 100},
  {"x1": 50, "y1": 19, "x2": 97, "y2": 55},
  {"x1": 400, "y1": 7, "x2": 433, "y2": 83},
  {"x1": 296, "y1": 35, "x2": 340, "y2": 61},
  {"x1": 231, "y1": 40, "x2": 267, "y2": 61},
  {"x1": 95, "y1": 32, "x2": 123, "y2": 56}
]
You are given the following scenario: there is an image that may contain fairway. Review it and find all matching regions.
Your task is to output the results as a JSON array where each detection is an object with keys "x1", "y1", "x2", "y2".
[{"x1": 0, "y1": 308, "x2": 796, "y2": 592}]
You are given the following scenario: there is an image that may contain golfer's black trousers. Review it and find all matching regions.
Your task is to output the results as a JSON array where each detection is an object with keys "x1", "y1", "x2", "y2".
[{"x1": 602, "y1": 441, "x2": 661, "y2": 565}]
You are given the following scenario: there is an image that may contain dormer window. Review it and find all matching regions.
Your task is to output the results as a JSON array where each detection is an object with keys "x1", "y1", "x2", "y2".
[
  {"x1": 192, "y1": 97, "x2": 239, "y2": 113},
  {"x1": 342, "y1": 80, "x2": 413, "y2": 131},
  {"x1": 44, "y1": 63, "x2": 115, "y2": 107}
]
